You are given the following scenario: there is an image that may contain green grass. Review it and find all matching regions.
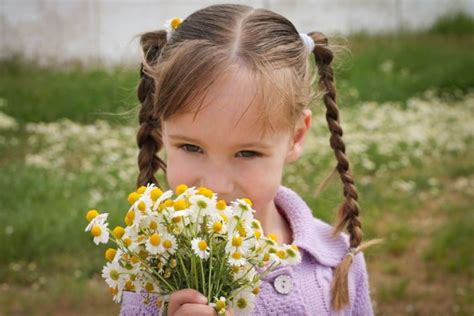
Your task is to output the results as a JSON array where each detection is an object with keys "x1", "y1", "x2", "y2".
[
  {"x1": 0, "y1": 57, "x2": 139, "y2": 124},
  {"x1": 424, "y1": 201, "x2": 474, "y2": 278},
  {"x1": 1, "y1": 25, "x2": 473, "y2": 124},
  {"x1": 428, "y1": 12, "x2": 474, "y2": 36}
]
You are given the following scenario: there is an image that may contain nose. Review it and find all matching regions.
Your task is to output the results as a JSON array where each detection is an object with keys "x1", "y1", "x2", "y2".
[{"x1": 199, "y1": 165, "x2": 234, "y2": 199}]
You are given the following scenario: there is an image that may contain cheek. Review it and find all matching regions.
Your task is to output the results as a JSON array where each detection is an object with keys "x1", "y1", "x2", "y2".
[
  {"x1": 241, "y1": 160, "x2": 285, "y2": 212},
  {"x1": 165, "y1": 151, "x2": 199, "y2": 190}
]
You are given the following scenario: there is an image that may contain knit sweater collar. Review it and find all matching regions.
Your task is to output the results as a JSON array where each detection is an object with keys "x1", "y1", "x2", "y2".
[{"x1": 274, "y1": 185, "x2": 348, "y2": 268}]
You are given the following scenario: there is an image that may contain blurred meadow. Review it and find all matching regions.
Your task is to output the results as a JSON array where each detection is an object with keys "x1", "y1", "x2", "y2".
[{"x1": 1, "y1": 11, "x2": 473, "y2": 316}]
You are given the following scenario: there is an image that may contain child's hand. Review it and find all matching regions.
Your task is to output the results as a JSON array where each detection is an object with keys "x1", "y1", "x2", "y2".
[{"x1": 168, "y1": 289, "x2": 233, "y2": 316}]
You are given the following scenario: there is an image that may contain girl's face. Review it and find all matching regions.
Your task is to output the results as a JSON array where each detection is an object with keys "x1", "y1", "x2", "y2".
[{"x1": 162, "y1": 66, "x2": 311, "y2": 217}]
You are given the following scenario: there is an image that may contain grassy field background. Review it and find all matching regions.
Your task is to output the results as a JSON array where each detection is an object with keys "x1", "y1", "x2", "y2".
[{"x1": 1, "y1": 13, "x2": 473, "y2": 315}]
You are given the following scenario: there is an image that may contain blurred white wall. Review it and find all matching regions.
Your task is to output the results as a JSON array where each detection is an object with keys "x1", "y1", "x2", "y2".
[{"x1": 1, "y1": 0, "x2": 472, "y2": 66}]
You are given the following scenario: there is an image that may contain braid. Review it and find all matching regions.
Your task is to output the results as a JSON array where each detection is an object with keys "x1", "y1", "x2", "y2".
[
  {"x1": 136, "y1": 30, "x2": 168, "y2": 188},
  {"x1": 309, "y1": 31, "x2": 363, "y2": 310}
]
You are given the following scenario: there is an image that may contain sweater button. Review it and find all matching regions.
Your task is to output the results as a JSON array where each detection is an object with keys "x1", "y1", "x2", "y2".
[{"x1": 273, "y1": 274, "x2": 292, "y2": 295}]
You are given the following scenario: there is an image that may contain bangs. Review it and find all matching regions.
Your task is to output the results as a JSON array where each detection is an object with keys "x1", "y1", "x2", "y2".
[{"x1": 149, "y1": 40, "x2": 309, "y2": 136}]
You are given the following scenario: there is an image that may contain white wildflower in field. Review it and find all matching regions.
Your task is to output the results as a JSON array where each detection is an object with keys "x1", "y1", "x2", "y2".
[
  {"x1": 286, "y1": 92, "x2": 474, "y2": 195},
  {"x1": 0, "y1": 111, "x2": 18, "y2": 130}
]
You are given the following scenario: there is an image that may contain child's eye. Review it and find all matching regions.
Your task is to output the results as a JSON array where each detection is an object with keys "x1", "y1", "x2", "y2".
[
  {"x1": 179, "y1": 144, "x2": 202, "y2": 153},
  {"x1": 236, "y1": 151, "x2": 261, "y2": 158}
]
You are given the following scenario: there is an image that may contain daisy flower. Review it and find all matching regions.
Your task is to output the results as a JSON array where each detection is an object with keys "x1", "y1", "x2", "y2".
[
  {"x1": 102, "y1": 261, "x2": 126, "y2": 289},
  {"x1": 188, "y1": 194, "x2": 217, "y2": 224},
  {"x1": 88, "y1": 220, "x2": 109, "y2": 245},
  {"x1": 85, "y1": 212, "x2": 108, "y2": 231},
  {"x1": 228, "y1": 249, "x2": 247, "y2": 266},
  {"x1": 191, "y1": 237, "x2": 209, "y2": 259},
  {"x1": 284, "y1": 244, "x2": 302, "y2": 265},
  {"x1": 109, "y1": 285, "x2": 124, "y2": 303},
  {"x1": 161, "y1": 232, "x2": 178, "y2": 255},
  {"x1": 207, "y1": 218, "x2": 227, "y2": 235},
  {"x1": 231, "y1": 289, "x2": 255, "y2": 316},
  {"x1": 145, "y1": 232, "x2": 164, "y2": 255},
  {"x1": 210, "y1": 296, "x2": 227, "y2": 315},
  {"x1": 225, "y1": 230, "x2": 253, "y2": 254}
]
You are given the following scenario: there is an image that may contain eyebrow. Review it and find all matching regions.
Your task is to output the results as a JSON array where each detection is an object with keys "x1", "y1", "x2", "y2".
[{"x1": 167, "y1": 134, "x2": 273, "y2": 149}]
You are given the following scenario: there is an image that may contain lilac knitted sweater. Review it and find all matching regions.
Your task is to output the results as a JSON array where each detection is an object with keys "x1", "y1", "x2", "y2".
[{"x1": 120, "y1": 186, "x2": 374, "y2": 315}]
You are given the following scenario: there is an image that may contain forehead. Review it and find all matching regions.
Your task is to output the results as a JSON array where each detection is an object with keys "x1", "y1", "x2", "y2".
[{"x1": 164, "y1": 65, "x2": 288, "y2": 143}]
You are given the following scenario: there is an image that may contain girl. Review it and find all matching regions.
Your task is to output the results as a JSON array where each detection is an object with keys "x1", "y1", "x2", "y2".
[{"x1": 121, "y1": 4, "x2": 373, "y2": 315}]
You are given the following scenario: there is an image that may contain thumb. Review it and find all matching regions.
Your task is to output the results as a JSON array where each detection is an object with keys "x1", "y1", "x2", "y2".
[{"x1": 168, "y1": 289, "x2": 208, "y2": 316}]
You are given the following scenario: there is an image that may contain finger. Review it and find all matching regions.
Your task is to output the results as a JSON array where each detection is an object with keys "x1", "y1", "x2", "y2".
[
  {"x1": 225, "y1": 306, "x2": 235, "y2": 316},
  {"x1": 168, "y1": 289, "x2": 208, "y2": 316},
  {"x1": 174, "y1": 303, "x2": 215, "y2": 316}
]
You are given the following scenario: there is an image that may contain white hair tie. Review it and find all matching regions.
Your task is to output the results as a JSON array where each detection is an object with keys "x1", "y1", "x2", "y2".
[{"x1": 299, "y1": 33, "x2": 315, "y2": 54}]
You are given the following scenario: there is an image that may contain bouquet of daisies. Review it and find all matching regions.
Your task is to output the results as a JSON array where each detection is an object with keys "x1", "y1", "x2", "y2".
[{"x1": 85, "y1": 183, "x2": 301, "y2": 315}]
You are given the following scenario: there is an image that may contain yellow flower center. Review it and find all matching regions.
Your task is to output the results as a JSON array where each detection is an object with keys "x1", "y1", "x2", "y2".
[
  {"x1": 149, "y1": 221, "x2": 158, "y2": 230},
  {"x1": 126, "y1": 210, "x2": 135, "y2": 221},
  {"x1": 85, "y1": 209, "x2": 99, "y2": 222},
  {"x1": 252, "y1": 287, "x2": 260, "y2": 295},
  {"x1": 254, "y1": 230, "x2": 261, "y2": 240},
  {"x1": 232, "y1": 236, "x2": 242, "y2": 247},
  {"x1": 175, "y1": 184, "x2": 188, "y2": 195},
  {"x1": 105, "y1": 248, "x2": 116, "y2": 261},
  {"x1": 251, "y1": 220, "x2": 261, "y2": 229},
  {"x1": 242, "y1": 198, "x2": 253, "y2": 206},
  {"x1": 136, "y1": 186, "x2": 147, "y2": 194},
  {"x1": 212, "y1": 222, "x2": 223, "y2": 233},
  {"x1": 263, "y1": 253, "x2": 270, "y2": 262},
  {"x1": 238, "y1": 226, "x2": 246, "y2": 237},
  {"x1": 232, "y1": 252, "x2": 242, "y2": 260},
  {"x1": 124, "y1": 215, "x2": 132, "y2": 226},
  {"x1": 277, "y1": 250, "x2": 287, "y2": 259},
  {"x1": 109, "y1": 287, "x2": 118, "y2": 295},
  {"x1": 91, "y1": 225, "x2": 101, "y2": 237},
  {"x1": 112, "y1": 226, "x2": 125, "y2": 239},
  {"x1": 128, "y1": 192, "x2": 140, "y2": 205},
  {"x1": 220, "y1": 214, "x2": 228, "y2": 223},
  {"x1": 198, "y1": 240, "x2": 208, "y2": 251},
  {"x1": 150, "y1": 188, "x2": 163, "y2": 201},
  {"x1": 150, "y1": 233, "x2": 161, "y2": 246},
  {"x1": 145, "y1": 282, "x2": 154, "y2": 292},
  {"x1": 110, "y1": 269, "x2": 119, "y2": 280},
  {"x1": 131, "y1": 255, "x2": 139, "y2": 264},
  {"x1": 174, "y1": 199, "x2": 187, "y2": 211},
  {"x1": 267, "y1": 233, "x2": 278, "y2": 242},
  {"x1": 163, "y1": 240, "x2": 172, "y2": 249},
  {"x1": 170, "y1": 18, "x2": 182, "y2": 30},
  {"x1": 197, "y1": 187, "x2": 213, "y2": 198},
  {"x1": 237, "y1": 298, "x2": 247, "y2": 309},
  {"x1": 138, "y1": 201, "x2": 146, "y2": 212},
  {"x1": 231, "y1": 265, "x2": 240, "y2": 273},
  {"x1": 124, "y1": 238, "x2": 132, "y2": 247},
  {"x1": 125, "y1": 280, "x2": 135, "y2": 291},
  {"x1": 216, "y1": 200, "x2": 227, "y2": 210},
  {"x1": 172, "y1": 216, "x2": 182, "y2": 223},
  {"x1": 197, "y1": 200, "x2": 207, "y2": 209},
  {"x1": 286, "y1": 248, "x2": 297, "y2": 257},
  {"x1": 216, "y1": 300, "x2": 226, "y2": 310}
]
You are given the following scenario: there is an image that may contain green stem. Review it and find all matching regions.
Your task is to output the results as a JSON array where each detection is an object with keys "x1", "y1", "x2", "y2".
[
  {"x1": 199, "y1": 257, "x2": 206, "y2": 296},
  {"x1": 177, "y1": 252, "x2": 191, "y2": 288}
]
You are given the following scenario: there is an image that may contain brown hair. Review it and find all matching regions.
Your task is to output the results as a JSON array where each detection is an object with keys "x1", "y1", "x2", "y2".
[{"x1": 136, "y1": 4, "x2": 362, "y2": 310}]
